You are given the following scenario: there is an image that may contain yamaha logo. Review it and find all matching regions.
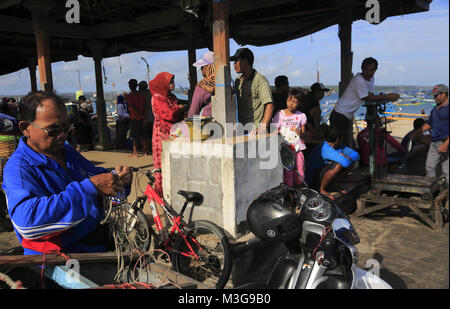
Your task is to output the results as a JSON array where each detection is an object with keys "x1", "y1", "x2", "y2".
[{"x1": 267, "y1": 230, "x2": 276, "y2": 238}]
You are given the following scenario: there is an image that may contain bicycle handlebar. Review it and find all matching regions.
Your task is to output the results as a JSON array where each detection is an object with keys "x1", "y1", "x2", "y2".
[
  {"x1": 131, "y1": 167, "x2": 161, "y2": 174},
  {"x1": 131, "y1": 168, "x2": 161, "y2": 184}
]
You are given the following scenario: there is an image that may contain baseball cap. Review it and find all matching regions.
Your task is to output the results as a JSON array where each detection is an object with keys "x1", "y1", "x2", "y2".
[
  {"x1": 230, "y1": 48, "x2": 254, "y2": 66},
  {"x1": 430, "y1": 84, "x2": 448, "y2": 97},
  {"x1": 311, "y1": 82, "x2": 330, "y2": 92},
  {"x1": 193, "y1": 51, "x2": 214, "y2": 67}
]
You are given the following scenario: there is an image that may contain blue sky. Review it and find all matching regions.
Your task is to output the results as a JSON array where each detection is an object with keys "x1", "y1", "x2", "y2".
[{"x1": 0, "y1": 0, "x2": 448, "y2": 95}]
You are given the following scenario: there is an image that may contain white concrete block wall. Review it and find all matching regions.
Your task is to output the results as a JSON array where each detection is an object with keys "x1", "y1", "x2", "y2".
[{"x1": 162, "y1": 134, "x2": 283, "y2": 239}]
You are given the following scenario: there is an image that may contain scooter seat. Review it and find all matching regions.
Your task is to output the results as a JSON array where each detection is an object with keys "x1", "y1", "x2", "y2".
[{"x1": 177, "y1": 190, "x2": 204, "y2": 205}]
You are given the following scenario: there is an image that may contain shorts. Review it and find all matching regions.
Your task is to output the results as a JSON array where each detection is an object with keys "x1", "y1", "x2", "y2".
[
  {"x1": 130, "y1": 119, "x2": 144, "y2": 140},
  {"x1": 142, "y1": 122, "x2": 154, "y2": 140},
  {"x1": 311, "y1": 161, "x2": 340, "y2": 190}
]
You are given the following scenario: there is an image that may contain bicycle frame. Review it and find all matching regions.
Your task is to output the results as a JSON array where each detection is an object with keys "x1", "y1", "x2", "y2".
[{"x1": 143, "y1": 182, "x2": 202, "y2": 260}]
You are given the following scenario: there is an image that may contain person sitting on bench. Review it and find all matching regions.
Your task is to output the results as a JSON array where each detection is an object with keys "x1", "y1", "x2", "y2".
[{"x1": 305, "y1": 126, "x2": 360, "y2": 200}]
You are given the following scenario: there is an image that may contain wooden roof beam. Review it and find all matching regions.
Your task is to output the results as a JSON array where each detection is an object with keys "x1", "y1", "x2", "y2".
[
  {"x1": 0, "y1": 8, "x2": 187, "y2": 40},
  {"x1": 0, "y1": 15, "x2": 95, "y2": 39},
  {"x1": 229, "y1": 0, "x2": 300, "y2": 14},
  {"x1": 0, "y1": 0, "x2": 21, "y2": 10},
  {"x1": 95, "y1": 9, "x2": 184, "y2": 38}
]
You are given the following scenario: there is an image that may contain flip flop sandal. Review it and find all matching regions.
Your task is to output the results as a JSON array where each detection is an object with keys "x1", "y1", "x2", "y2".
[{"x1": 329, "y1": 192, "x2": 343, "y2": 199}]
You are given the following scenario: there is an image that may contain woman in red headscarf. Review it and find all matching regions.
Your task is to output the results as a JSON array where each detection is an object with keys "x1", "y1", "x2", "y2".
[{"x1": 149, "y1": 72, "x2": 184, "y2": 197}]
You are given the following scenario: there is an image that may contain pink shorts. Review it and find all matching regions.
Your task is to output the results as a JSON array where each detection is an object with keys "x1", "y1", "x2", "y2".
[{"x1": 283, "y1": 151, "x2": 305, "y2": 187}]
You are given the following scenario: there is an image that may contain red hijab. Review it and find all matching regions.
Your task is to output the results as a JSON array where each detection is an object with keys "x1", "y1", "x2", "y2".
[{"x1": 149, "y1": 72, "x2": 174, "y2": 97}]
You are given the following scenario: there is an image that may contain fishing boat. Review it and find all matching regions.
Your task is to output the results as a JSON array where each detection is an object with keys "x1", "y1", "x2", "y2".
[
  {"x1": 416, "y1": 90, "x2": 426, "y2": 98},
  {"x1": 394, "y1": 100, "x2": 428, "y2": 106},
  {"x1": 320, "y1": 99, "x2": 336, "y2": 125},
  {"x1": 325, "y1": 88, "x2": 336, "y2": 96}
]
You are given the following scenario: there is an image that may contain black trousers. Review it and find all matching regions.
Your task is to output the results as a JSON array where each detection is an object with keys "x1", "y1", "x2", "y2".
[{"x1": 330, "y1": 110, "x2": 353, "y2": 148}]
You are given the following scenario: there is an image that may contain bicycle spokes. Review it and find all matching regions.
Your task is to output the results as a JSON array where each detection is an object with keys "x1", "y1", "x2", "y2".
[{"x1": 174, "y1": 227, "x2": 226, "y2": 286}]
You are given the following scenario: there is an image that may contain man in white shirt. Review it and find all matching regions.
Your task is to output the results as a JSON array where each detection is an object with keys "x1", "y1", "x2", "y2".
[{"x1": 330, "y1": 57, "x2": 400, "y2": 147}]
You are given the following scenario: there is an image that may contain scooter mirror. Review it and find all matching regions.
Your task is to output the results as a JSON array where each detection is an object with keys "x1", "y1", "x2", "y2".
[{"x1": 280, "y1": 143, "x2": 296, "y2": 171}]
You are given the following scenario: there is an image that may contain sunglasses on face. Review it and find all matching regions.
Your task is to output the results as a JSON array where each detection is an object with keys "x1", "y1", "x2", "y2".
[{"x1": 29, "y1": 122, "x2": 74, "y2": 137}]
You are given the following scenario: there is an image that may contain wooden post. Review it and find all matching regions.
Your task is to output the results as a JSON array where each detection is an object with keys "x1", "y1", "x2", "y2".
[
  {"x1": 87, "y1": 40, "x2": 111, "y2": 150},
  {"x1": 212, "y1": 0, "x2": 236, "y2": 136},
  {"x1": 24, "y1": 0, "x2": 55, "y2": 94},
  {"x1": 212, "y1": 0, "x2": 235, "y2": 136},
  {"x1": 188, "y1": 46, "x2": 197, "y2": 103},
  {"x1": 27, "y1": 59, "x2": 38, "y2": 93},
  {"x1": 338, "y1": 4, "x2": 353, "y2": 98}
]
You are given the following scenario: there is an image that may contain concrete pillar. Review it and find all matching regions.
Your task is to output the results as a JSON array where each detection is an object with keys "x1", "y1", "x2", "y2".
[
  {"x1": 338, "y1": 3, "x2": 353, "y2": 97},
  {"x1": 162, "y1": 134, "x2": 283, "y2": 239},
  {"x1": 212, "y1": 0, "x2": 236, "y2": 136},
  {"x1": 87, "y1": 40, "x2": 112, "y2": 150},
  {"x1": 24, "y1": 0, "x2": 55, "y2": 94}
]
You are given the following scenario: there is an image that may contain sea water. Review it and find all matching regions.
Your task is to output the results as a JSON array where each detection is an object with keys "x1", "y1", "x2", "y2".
[
  {"x1": 96, "y1": 91, "x2": 435, "y2": 122},
  {"x1": 321, "y1": 92, "x2": 435, "y2": 123}
]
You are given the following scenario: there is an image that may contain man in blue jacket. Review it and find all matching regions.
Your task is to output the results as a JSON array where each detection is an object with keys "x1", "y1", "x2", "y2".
[
  {"x1": 2, "y1": 91, "x2": 132, "y2": 255},
  {"x1": 305, "y1": 126, "x2": 360, "y2": 200}
]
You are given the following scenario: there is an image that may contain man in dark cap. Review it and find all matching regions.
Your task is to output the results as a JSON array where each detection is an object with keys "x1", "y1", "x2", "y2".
[
  {"x1": 231, "y1": 47, "x2": 274, "y2": 135},
  {"x1": 301, "y1": 82, "x2": 330, "y2": 141},
  {"x1": 415, "y1": 84, "x2": 449, "y2": 184},
  {"x1": 5, "y1": 98, "x2": 18, "y2": 118},
  {"x1": 272, "y1": 75, "x2": 290, "y2": 114}
]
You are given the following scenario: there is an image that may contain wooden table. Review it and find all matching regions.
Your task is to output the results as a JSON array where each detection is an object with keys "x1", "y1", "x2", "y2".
[{"x1": 355, "y1": 175, "x2": 448, "y2": 231}]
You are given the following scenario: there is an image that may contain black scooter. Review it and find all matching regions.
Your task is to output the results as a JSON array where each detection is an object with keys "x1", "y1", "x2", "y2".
[{"x1": 236, "y1": 143, "x2": 391, "y2": 289}]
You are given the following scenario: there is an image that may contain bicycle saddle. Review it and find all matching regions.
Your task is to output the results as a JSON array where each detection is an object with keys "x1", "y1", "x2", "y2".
[{"x1": 177, "y1": 190, "x2": 204, "y2": 205}]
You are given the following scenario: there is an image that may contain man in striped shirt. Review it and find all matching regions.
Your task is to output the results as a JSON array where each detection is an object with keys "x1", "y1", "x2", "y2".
[
  {"x1": 231, "y1": 48, "x2": 274, "y2": 135},
  {"x1": 2, "y1": 91, "x2": 132, "y2": 255}
]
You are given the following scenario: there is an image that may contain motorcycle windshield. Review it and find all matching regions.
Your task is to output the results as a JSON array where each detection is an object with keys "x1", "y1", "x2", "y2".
[{"x1": 332, "y1": 218, "x2": 360, "y2": 245}]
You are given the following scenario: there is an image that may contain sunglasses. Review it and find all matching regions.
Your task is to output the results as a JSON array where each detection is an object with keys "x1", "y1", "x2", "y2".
[{"x1": 29, "y1": 122, "x2": 74, "y2": 137}]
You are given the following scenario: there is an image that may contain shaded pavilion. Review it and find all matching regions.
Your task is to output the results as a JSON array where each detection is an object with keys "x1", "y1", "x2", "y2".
[{"x1": 0, "y1": 0, "x2": 431, "y2": 148}]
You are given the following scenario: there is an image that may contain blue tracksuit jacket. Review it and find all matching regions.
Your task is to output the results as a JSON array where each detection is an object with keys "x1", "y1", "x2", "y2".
[{"x1": 2, "y1": 137, "x2": 128, "y2": 255}]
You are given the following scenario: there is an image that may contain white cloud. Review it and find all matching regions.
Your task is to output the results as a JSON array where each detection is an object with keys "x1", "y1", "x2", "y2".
[{"x1": 291, "y1": 70, "x2": 303, "y2": 78}]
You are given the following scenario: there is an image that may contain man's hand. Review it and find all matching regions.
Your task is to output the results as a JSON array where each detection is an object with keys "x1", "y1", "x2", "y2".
[
  {"x1": 290, "y1": 126, "x2": 301, "y2": 137},
  {"x1": 115, "y1": 165, "x2": 133, "y2": 186},
  {"x1": 90, "y1": 173, "x2": 123, "y2": 195},
  {"x1": 438, "y1": 141, "x2": 449, "y2": 153},
  {"x1": 250, "y1": 124, "x2": 267, "y2": 136}
]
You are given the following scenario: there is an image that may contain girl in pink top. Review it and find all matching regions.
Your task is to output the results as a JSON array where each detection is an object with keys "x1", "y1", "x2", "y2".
[{"x1": 272, "y1": 88, "x2": 307, "y2": 187}]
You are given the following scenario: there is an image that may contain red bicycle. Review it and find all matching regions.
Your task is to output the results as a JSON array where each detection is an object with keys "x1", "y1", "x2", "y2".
[{"x1": 105, "y1": 168, "x2": 232, "y2": 289}]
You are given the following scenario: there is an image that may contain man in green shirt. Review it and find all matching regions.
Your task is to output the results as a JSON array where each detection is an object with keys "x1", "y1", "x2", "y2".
[{"x1": 231, "y1": 48, "x2": 274, "y2": 135}]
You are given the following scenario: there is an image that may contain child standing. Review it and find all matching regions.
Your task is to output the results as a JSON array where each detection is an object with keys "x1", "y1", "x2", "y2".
[{"x1": 272, "y1": 88, "x2": 307, "y2": 187}]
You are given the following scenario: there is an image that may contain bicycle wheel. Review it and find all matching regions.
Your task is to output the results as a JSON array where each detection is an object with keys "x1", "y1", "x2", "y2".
[
  {"x1": 108, "y1": 203, "x2": 152, "y2": 253},
  {"x1": 172, "y1": 220, "x2": 232, "y2": 289}
]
